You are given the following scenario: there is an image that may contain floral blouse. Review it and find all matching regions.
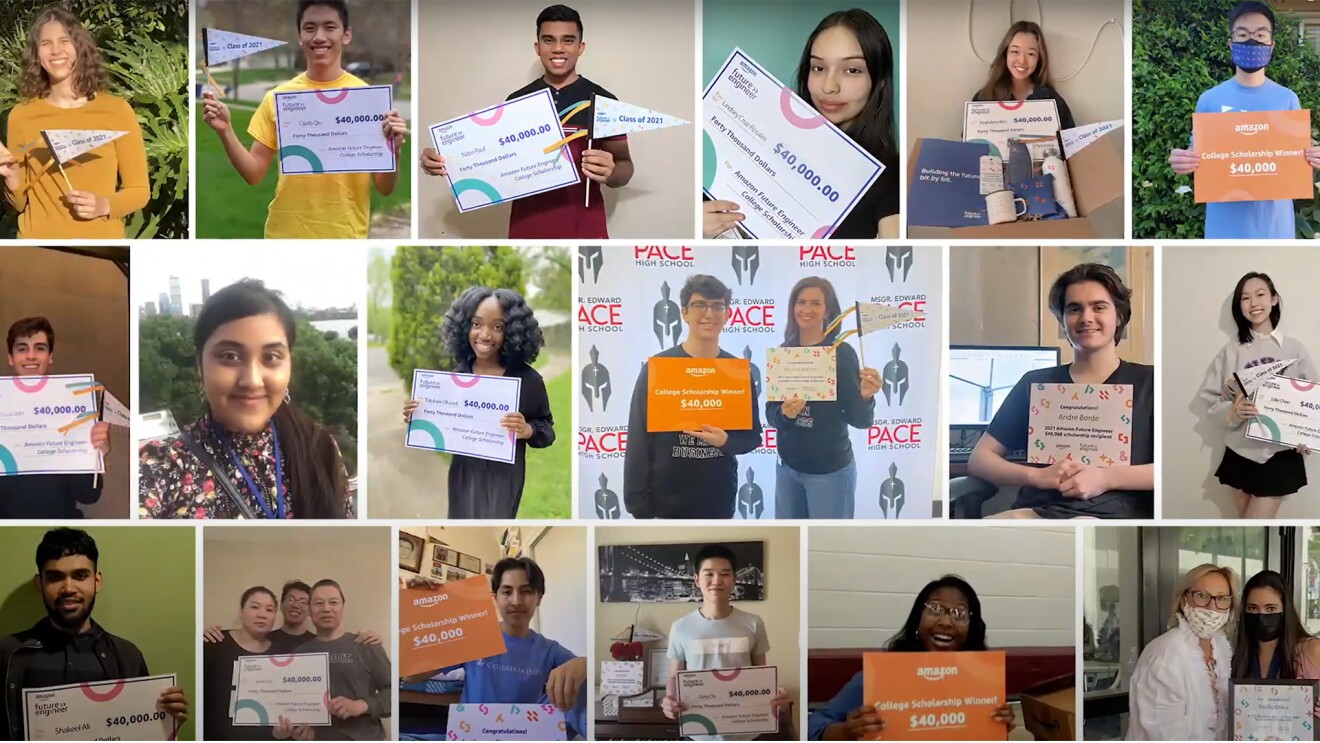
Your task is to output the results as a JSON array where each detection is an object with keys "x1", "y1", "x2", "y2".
[{"x1": 139, "y1": 417, "x2": 353, "y2": 519}]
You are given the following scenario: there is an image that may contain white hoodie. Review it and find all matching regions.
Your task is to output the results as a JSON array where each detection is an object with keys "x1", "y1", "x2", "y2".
[{"x1": 1127, "y1": 615, "x2": 1231, "y2": 741}]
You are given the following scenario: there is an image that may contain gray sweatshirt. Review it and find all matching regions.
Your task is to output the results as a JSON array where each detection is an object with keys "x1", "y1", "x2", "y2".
[
  {"x1": 1199, "y1": 330, "x2": 1317, "y2": 463},
  {"x1": 297, "y1": 633, "x2": 392, "y2": 740}
]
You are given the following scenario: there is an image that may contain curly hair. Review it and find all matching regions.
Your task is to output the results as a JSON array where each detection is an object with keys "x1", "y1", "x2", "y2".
[
  {"x1": 441, "y1": 287, "x2": 543, "y2": 369},
  {"x1": 19, "y1": 6, "x2": 107, "y2": 101}
]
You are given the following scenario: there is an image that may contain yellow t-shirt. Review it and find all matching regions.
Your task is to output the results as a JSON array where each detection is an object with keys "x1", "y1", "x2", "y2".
[
  {"x1": 249, "y1": 71, "x2": 372, "y2": 239},
  {"x1": 5, "y1": 93, "x2": 148, "y2": 239}
]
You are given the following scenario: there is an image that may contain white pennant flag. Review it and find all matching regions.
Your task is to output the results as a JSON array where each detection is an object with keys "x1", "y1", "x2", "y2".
[
  {"x1": 203, "y1": 28, "x2": 286, "y2": 67},
  {"x1": 101, "y1": 389, "x2": 131, "y2": 428},
  {"x1": 42, "y1": 129, "x2": 127, "y2": 164},
  {"x1": 592, "y1": 95, "x2": 689, "y2": 139},
  {"x1": 857, "y1": 301, "x2": 919, "y2": 336},
  {"x1": 1060, "y1": 119, "x2": 1124, "y2": 158},
  {"x1": 1236, "y1": 359, "x2": 1297, "y2": 396}
]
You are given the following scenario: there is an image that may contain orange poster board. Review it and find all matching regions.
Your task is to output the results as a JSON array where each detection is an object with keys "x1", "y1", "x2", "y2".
[
  {"x1": 398, "y1": 577, "x2": 507, "y2": 677},
  {"x1": 646, "y1": 356, "x2": 753, "y2": 433},
  {"x1": 1193, "y1": 109, "x2": 1313, "y2": 203},
  {"x1": 862, "y1": 651, "x2": 1007, "y2": 741}
]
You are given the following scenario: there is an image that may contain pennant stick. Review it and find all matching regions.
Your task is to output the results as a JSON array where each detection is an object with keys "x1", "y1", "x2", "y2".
[
  {"x1": 200, "y1": 29, "x2": 225, "y2": 98},
  {"x1": 54, "y1": 160, "x2": 73, "y2": 192},
  {"x1": 93, "y1": 389, "x2": 104, "y2": 490},
  {"x1": 584, "y1": 136, "x2": 593, "y2": 209},
  {"x1": 822, "y1": 305, "x2": 857, "y2": 336},
  {"x1": 854, "y1": 301, "x2": 866, "y2": 368},
  {"x1": 585, "y1": 93, "x2": 596, "y2": 209},
  {"x1": 202, "y1": 64, "x2": 225, "y2": 99}
]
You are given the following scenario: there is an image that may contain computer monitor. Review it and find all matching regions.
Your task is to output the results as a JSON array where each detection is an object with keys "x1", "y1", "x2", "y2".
[{"x1": 948, "y1": 345, "x2": 1061, "y2": 426}]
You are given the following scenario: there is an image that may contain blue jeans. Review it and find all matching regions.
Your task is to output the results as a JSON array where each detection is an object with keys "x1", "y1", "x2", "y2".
[{"x1": 775, "y1": 459, "x2": 857, "y2": 518}]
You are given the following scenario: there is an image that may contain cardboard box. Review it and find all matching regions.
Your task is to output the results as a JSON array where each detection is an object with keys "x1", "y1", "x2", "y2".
[
  {"x1": 907, "y1": 127, "x2": 1125, "y2": 239},
  {"x1": 1019, "y1": 673, "x2": 1076, "y2": 741}
]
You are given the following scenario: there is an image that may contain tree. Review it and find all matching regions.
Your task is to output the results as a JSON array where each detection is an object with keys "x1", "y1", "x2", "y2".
[
  {"x1": 139, "y1": 314, "x2": 202, "y2": 422},
  {"x1": 1134, "y1": 0, "x2": 1320, "y2": 238},
  {"x1": 367, "y1": 247, "x2": 391, "y2": 339},
  {"x1": 528, "y1": 246, "x2": 571, "y2": 311},
  {"x1": 388, "y1": 246, "x2": 525, "y2": 387}
]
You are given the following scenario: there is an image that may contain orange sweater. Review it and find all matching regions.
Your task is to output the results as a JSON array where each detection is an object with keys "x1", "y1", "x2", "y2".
[{"x1": 5, "y1": 93, "x2": 149, "y2": 238}]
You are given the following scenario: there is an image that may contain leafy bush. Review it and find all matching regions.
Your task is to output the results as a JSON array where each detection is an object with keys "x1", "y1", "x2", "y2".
[
  {"x1": 0, "y1": 0, "x2": 188, "y2": 238},
  {"x1": 1134, "y1": 0, "x2": 1320, "y2": 238}
]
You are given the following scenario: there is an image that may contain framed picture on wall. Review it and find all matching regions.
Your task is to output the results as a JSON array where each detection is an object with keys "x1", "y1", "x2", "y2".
[
  {"x1": 648, "y1": 648, "x2": 669, "y2": 689},
  {"x1": 433, "y1": 545, "x2": 458, "y2": 567},
  {"x1": 598, "y1": 541, "x2": 765, "y2": 603},
  {"x1": 1038, "y1": 246, "x2": 1152, "y2": 364},
  {"x1": 398, "y1": 533, "x2": 424, "y2": 573},
  {"x1": 458, "y1": 552, "x2": 481, "y2": 574},
  {"x1": 444, "y1": 567, "x2": 470, "y2": 583}
]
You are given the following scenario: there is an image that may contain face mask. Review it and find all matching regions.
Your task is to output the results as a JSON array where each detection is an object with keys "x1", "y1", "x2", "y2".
[
  {"x1": 1184, "y1": 603, "x2": 1231, "y2": 638},
  {"x1": 1230, "y1": 40, "x2": 1273, "y2": 73},
  {"x1": 1244, "y1": 611, "x2": 1284, "y2": 642}
]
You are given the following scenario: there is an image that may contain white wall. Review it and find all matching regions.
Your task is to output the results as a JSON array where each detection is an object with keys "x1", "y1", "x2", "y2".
[
  {"x1": 905, "y1": 0, "x2": 1125, "y2": 151},
  {"x1": 1162, "y1": 247, "x2": 1320, "y2": 518},
  {"x1": 808, "y1": 525, "x2": 1075, "y2": 648}
]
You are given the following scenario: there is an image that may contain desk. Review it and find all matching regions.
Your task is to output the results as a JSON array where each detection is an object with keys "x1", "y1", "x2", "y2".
[
  {"x1": 594, "y1": 700, "x2": 796, "y2": 740},
  {"x1": 400, "y1": 689, "x2": 461, "y2": 706}
]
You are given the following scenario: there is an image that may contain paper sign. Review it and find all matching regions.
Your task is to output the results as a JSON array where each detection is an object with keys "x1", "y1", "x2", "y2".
[
  {"x1": 1027, "y1": 383, "x2": 1134, "y2": 466},
  {"x1": 203, "y1": 28, "x2": 286, "y2": 67},
  {"x1": 406, "y1": 369, "x2": 521, "y2": 464},
  {"x1": 1061, "y1": 120, "x2": 1123, "y2": 158},
  {"x1": 23, "y1": 674, "x2": 176, "y2": 741},
  {"x1": 1235, "y1": 359, "x2": 1297, "y2": 396},
  {"x1": 863, "y1": 651, "x2": 1006, "y2": 741},
  {"x1": 275, "y1": 86, "x2": 396, "y2": 175},
  {"x1": 857, "y1": 302, "x2": 920, "y2": 335},
  {"x1": 1246, "y1": 375, "x2": 1320, "y2": 450},
  {"x1": 646, "y1": 357, "x2": 754, "y2": 433},
  {"x1": 962, "y1": 100, "x2": 1061, "y2": 160},
  {"x1": 677, "y1": 666, "x2": 779, "y2": 737},
  {"x1": 233, "y1": 654, "x2": 330, "y2": 726},
  {"x1": 0, "y1": 374, "x2": 102, "y2": 475},
  {"x1": 398, "y1": 578, "x2": 506, "y2": 677},
  {"x1": 1231, "y1": 679, "x2": 1317, "y2": 741},
  {"x1": 1193, "y1": 109, "x2": 1313, "y2": 203},
  {"x1": 599, "y1": 661, "x2": 645, "y2": 696},
  {"x1": 764, "y1": 347, "x2": 836, "y2": 401},
  {"x1": 101, "y1": 389, "x2": 131, "y2": 428},
  {"x1": 446, "y1": 703, "x2": 568, "y2": 741},
  {"x1": 592, "y1": 95, "x2": 688, "y2": 138},
  {"x1": 42, "y1": 130, "x2": 127, "y2": 164}
]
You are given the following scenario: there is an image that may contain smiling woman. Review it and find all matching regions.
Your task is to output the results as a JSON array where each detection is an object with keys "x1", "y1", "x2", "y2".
[{"x1": 138, "y1": 279, "x2": 352, "y2": 519}]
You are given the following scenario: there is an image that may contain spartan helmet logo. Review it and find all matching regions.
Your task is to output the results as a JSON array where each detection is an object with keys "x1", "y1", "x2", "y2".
[
  {"x1": 654, "y1": 281, "x2": 681, "y2": 349},
  {"x1": 886, "y1": 246, "x2": 913, "y2": 282},
  {"x1": 743, "y1": 345, "x2": 762, "y2": 399},
  {"x1": 731, "y1": 246, "x2": 760, "y2": 286},
  {"x1": 879, "y1": 462, "x2": 905, "y2": 518},
  {"x1": 882, "y1": 342, "x2": 910, "y2": 406},
  {"x1": 578, "y1": 246, "x2": 604, "y2": 284},
  {"x1": 581, "y1": 345, "x2": 611, "y2": 412},
  {"x1": 737, "y1": 467, "x2": 764, "y2": 519},
  {"x1": 595, "y1": 472, "x2": 620, "y2": 519}
]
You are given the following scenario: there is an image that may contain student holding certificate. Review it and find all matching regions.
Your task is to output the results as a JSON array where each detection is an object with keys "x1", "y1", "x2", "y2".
[
  {"x1": 1198, "y1": 272, "x2": 1316, "y2": 518},
  {"x1": 291, "y1": 580, "x2": 391, "y2": 740},
  {"x1": 1232, "y1": 570, "x2": 1320, "y2": 686},
  {"x1": 765, "y1": 278, "x2": 879, "y2": 519},
  {"x1": 200, "y1": 0, "x2": 406, "y2": 239},
  {"x1": 968, "y1": 264, "x2": 1155, "y2": 519},
  {"x1": 703, "y1": 9, "x2": 899, "y2": 240},
  {"x1": 203, "y1": 586, "x2": 299, "y2": 742},
  {"x1": 806, "y1": 576, "x2": 1014, "y2": 740},
  {"x1": 402, "y1": 287, "x2": 555, "y2": 519},
  {"x1": 138, "y1": 280, "x2": 352, "y2": 519},
  {"x1": 0, "y1": 7, "x2": 148, "y2": 238},
  {"x1": 970, "y1": 21, "x2": 1075, "y2": 131}
]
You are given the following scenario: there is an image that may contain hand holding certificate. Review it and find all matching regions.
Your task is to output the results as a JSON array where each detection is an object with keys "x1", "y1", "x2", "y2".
[
  {"x1": 677, "y1": 666, "x2": 779, "y2": 737},
  {"x1": 646, "y1": 357, "x2": 753, "y2": 433},
  {"x1": 764, "y1": 347, "x2": 836, "y2": 401},
  {"x1": 398, "y1": 578, "x2": 506, "y2": 677},
  {"x1": 0, "y1": 374, "x2": 101, "y2": 476},
  {"x1": 1246, "y1": 375, "x2": 1320, "y2": 450},
  {"x1": 406, "y1": 369, "x2": 522, "y2": 464},
  {"x1": 1027, "y1": 383, "x2": 1134, "y2": 467},
  {"x1": 863, "y1": 651, "x2": 1007, "y2": 741},
  {"x1": 1193, "y1": 109, "x2": 1313, "y2": 203},
  {"x1": 24, "y1": 674, "x2": 177, "y2": 741},
  {"x1": 233, "y1": 654, "x2": 330, "y2": 726},
  {"x1": 275, "y1": 86, "x2": 397, "y2": 175},
  {"x1": 1231, "y1": 679, "x2": 1317, "y2": 741}
]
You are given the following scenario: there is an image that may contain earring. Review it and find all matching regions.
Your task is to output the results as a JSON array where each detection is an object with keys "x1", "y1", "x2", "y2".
[
  {"x1": 198, "y1": 386, "x2": 205, "y2": 401},
  {"x1": 284, "y1": 388, "x2": 292, "y2": 404}
]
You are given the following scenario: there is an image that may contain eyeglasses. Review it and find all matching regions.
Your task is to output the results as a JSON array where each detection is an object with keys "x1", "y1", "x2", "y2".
[
  {"x1": 1185, "y1": 589, "x2": 1233, "y2": 611},
  {"x1": 686, "y1": 302, "x2": 728, "y2": 315},
  {"x1": 923, "y1": 602, "x2": 972, "y2": 624},
  {"x1": 283, "y1": 597, "x2": 308, "y2": 608},
  {"x1": 1232, "y1": 29, "x2": 1274, "y2": 43}
]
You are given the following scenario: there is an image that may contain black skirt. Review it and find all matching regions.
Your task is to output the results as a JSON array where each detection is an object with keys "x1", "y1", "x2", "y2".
[{"x1": 1215, "y1": 446, "x2": 1308, "y2": 497}]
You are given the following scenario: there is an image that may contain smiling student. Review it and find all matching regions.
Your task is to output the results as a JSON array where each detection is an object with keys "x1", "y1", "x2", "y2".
[{"x1": 971, "y1": 21, "x2": 1075, "y2": 131}]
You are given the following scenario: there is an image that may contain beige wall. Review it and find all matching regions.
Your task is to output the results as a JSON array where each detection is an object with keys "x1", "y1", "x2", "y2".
[
  {"x1": 417, "y1": 0, "x2": 696, "y2": 239},
  {"x1": 905, "y1": 0, "x2": 1125, "y2": 151},
  {"x1": 0, "y1": 247, "x2": 129, "y2": 517},
  {"x1": 594, "y1": 526, "x2": 801, "y2": 732}
]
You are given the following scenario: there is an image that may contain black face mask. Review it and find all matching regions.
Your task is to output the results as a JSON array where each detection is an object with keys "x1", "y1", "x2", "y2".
[{"x1": 1245, "y1": 611, "x2": 1284, "y2": 642}]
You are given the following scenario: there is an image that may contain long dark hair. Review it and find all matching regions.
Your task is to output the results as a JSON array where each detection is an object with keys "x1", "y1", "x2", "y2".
[
  {"x1": 441, "y1": 286, "x2": 544, "y2": 370},
  {"x1": 977, "y1": 21, "x2": 1053, "y2": 102},
  {"x1": 794, "y1": 9, "x2": 897, "y2": 164},
  {"x1": 1231, "y1": 570, "x2": 1313, "y2": 679},
  {"x1": 1230, "y1": 272, "x2": 1282, "y2": 345},
  {"x1": 19, "y1": 6, "x2": 107, "y2": 101},
  {"x1": 783, "y1": 276, "x2": 843, "y2": 347},
  {"x1": 194, "y1": 279, "x2": 347, "y2": 519},
  {"x1": 887, "y1": 575, "x2": 989, "y2": 652}
]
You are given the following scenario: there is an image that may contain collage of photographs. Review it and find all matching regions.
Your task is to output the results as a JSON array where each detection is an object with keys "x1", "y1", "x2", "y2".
[{"x1": 0, "y1": 0, "x2": 1317, "y2": 741}]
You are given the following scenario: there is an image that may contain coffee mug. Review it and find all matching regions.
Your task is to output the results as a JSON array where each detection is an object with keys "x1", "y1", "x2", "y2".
[{"x1": 985, "y1": 189, "x2": 1027, "y2": 225}]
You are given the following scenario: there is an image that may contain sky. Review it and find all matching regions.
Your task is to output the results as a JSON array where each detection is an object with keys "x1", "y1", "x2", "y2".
[{"x1": 134, "y1": 244, "x2": 364, "y2": 311}]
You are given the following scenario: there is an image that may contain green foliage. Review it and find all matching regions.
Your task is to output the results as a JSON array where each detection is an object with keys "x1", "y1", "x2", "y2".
[
  {"x1": 528, "y1": 246, "x2": 571, "y2": 312},
  {"x1": 0, "y1": 1, "x2": 189, "y2": 238},
  {"x1": 388, "y1": 246, "x2": 526, "y2": 388},
  {"x1": 517, "y1": 369, "x2": 571, "y2": 519},
  {"x1": 1134, "y1": 0, "x2": 1320, "y2": 239},
  {"x1": 138, "y1": 314, "x2": 359, "y2": 476}
]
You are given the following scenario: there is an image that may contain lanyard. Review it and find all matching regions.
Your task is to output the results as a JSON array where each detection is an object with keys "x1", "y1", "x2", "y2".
[{"x1": 214, "y1": 421, "x2": 284, "y2": 520}]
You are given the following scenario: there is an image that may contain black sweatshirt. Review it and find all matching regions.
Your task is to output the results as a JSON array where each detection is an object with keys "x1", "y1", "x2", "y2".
[
  {"x1": 765, "y1": 341, "x2": 875, "y2": 474},
  {"x1": 624, "y1": 345, "x2": 763, "y2": 518},
  {"x1": 0, "y1": 473, "x2": 101, "y2": 518}
]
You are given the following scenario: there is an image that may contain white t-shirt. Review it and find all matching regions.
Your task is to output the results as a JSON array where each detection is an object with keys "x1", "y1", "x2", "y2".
[{"x1": 668, "y1": 606, "x2": 772, "y2": 741}]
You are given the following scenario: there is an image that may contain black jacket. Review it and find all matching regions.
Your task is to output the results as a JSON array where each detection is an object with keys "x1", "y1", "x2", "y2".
[
  {"x1": 0, "y1": 474, "x2": 101, "y2": 519},
  {"x1": 0, "y1": 619, "x2": 148, "y2": 740}
]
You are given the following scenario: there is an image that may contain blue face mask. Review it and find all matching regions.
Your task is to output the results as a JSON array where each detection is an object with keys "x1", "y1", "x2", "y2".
[{"x1": 1231, "y1": 40, "x2": 1273, "y2": 72}]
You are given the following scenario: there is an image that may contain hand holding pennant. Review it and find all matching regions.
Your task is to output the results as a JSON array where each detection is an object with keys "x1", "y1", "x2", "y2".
[
  {"x1": 39, "y1": 129, "x2": 128, "y2": 193},
  {"x1": 200, "y1": 28, "x2": 286, "y2": 97},
  {"x1": 825, "y1": 301, "x2": 921, "y2": 367}
]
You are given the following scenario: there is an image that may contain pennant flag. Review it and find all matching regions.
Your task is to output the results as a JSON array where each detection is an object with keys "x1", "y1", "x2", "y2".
[
  {"x1": 1060, "y1": 119, "x2": 1123, "y2": 158},
  {"x1": 592, "y1": 96, "x2": 689, "y2": 139},
  {"x1": 203, "y1": 28, "x2": 286, "y2": 67},
  {"x1": 101, "y1": 389, "x2": 131, "y2": 428},
  {"x1": 856, "y1": 301, "x2": 919, "y2": 335},
  {"x1": 1235, "y1": 359, "x2": 1297, "y2": 396},
  {"x1": 42, "y1": 129, "x2": 127, "y2": 165},
  {"x1": 610, "y1": 625, "x2": 666, "y2": 643}
]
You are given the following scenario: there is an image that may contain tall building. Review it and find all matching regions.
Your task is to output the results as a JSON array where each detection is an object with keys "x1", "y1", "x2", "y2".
[
  {"x1": 169, "y1": 276, "x2": 182, "y2": 317},
  {"x1": 141, "y1": 302, "x2": 157, "y2": 317},
  {"x1": 157, "y1": 293, "x2": 171, "y2": 316},
  {"x1": 201, "y1": 278, "x2": 211, "y2": 303},
  {"x1": 190, "y1": 303, "x2": 203, "y2": 318}
]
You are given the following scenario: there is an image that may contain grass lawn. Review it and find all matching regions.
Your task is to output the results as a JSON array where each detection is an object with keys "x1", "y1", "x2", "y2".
[
  {"x1": 517, "y1": 368, "x2": 571, "y2": 519},
  {"x1": 195, "y1": 106, "x2": 412, "y2": 238}
]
